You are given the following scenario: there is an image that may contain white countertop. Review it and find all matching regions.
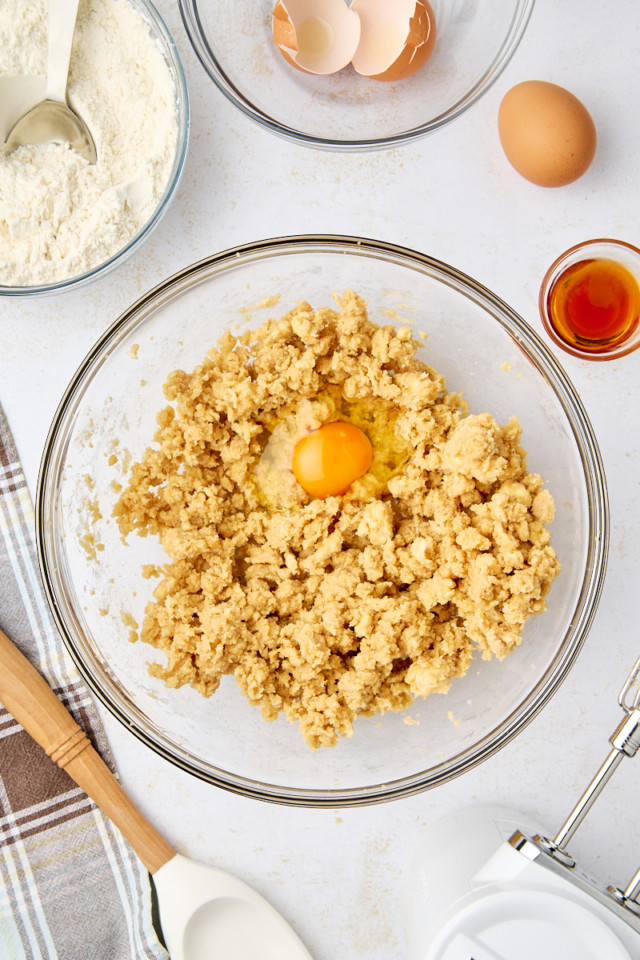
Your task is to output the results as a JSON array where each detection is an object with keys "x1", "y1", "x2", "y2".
[{"x1": 2, "y1": 2, "x2": 640, "y2": 958}]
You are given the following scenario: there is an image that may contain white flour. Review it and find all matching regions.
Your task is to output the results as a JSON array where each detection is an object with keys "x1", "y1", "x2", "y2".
[{"x1": 0, "y1": 0, "x2": 179, "y2": 286}]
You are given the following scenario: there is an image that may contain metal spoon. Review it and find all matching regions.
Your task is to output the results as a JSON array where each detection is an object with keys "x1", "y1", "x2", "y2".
[
  {"x1": 0, "y1": 628, "x2": 313, "y2": 960},
  {"x1": 4, "y1": 0, "x2": 96, "y2": 162}
]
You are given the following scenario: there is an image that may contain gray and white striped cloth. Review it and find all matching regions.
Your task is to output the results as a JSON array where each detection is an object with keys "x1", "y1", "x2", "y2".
[{"x1": 0, "y1": 405, "x2": 166, "y2": 960}]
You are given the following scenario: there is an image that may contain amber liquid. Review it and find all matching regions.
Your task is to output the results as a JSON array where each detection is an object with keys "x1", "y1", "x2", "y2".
[{"x1": 547, "y1": 257, "x2": 640, "y2": 353}]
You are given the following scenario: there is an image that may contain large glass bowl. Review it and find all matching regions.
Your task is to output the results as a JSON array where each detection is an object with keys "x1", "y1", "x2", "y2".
[
  {"x1": 0, "y1": 0, "x2": 189, "y2": 298},
  {"x1": 36, "y1": 236, "x2": 608, "y2": 807},
  {"x1": 179, "y1": 0, "x2": 534, "y2": 150}
]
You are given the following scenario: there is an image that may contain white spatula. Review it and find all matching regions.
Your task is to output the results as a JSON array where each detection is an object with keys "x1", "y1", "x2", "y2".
[{"x1": 0, "y1": 627, "x2": 313, "y2": 960}]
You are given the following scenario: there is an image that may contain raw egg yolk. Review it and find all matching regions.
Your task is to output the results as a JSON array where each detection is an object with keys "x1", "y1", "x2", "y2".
[{"x1": 292, "y1": 421, "x2": 373, "y2": 498}]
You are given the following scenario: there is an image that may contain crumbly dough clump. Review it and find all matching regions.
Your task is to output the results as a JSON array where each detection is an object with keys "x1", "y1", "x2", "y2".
[{"x1": 114, "y1": 291, "x2": 560, "y2": 749}]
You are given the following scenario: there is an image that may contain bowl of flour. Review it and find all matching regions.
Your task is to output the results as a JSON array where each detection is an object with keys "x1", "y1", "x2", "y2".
[{"x1": 0, "y1": 0, "x2": 189, "y2": 295}]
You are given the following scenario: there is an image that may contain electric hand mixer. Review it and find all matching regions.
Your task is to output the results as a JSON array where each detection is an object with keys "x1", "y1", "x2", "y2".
[{"x1": 406, "y1": 655, "x2": 640, "y2": 960}]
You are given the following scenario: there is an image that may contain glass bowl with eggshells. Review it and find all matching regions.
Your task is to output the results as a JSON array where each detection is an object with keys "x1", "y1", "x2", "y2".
[
  {"x1": 0, "y1": 0, "x2": 189, "y2": 297},
  {"x1": 37, "y1": 235, "x2": 608, "y2": 806},
  {"x1": 179, "y1": 0, "x2": 534, "y2": 150}
]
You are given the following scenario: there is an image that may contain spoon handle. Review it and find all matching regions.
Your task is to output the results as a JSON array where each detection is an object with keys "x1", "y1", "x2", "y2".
[
  {"x1": 47, "y1": 0, "x2": 82, "y2": 103},
  {"x1": 0, "y1": 627, "x2": 175, "y2": 875}
]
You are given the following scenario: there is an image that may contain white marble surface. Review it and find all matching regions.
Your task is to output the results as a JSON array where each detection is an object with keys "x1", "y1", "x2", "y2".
[{"x1": 2, "y1": 1, "x2": 640, "y2": 958}]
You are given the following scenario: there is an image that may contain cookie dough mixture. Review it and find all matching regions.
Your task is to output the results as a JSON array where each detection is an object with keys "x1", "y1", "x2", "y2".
[{"x1": 114, "y1": 290, "x2": 560, "y2": 749}]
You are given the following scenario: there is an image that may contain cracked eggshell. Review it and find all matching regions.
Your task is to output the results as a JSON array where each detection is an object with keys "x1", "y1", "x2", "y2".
[
  {"x1": 350, "y1": 0, "x2": 436, "y2": 82},
  {"x1": 272, "y1": 0, "x2": 361, "y2": 76}
]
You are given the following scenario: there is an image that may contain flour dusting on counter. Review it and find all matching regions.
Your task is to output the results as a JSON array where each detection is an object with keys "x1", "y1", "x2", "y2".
[{"x1": 0, "y1": 0, "x2": 178, "y2": 286}]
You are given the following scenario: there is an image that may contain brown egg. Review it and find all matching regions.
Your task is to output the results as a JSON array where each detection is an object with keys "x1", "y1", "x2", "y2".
[{"x1": 498, "y1": 80, "x2": 597, "y2": 187}]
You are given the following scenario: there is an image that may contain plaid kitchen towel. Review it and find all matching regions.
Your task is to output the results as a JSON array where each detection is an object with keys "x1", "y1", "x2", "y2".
[{"x1": 0, "y1": 405, "x2": 167, "y2": 960}]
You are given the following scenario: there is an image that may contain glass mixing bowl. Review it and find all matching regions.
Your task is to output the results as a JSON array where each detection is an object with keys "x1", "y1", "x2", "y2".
[
  {"x1": 37, "y1": 236, "x2": 608, "y2": 806},
  {"x1": 0, "y1": 0, "x2": 189, "y2": 298},
  {"x1": 179, "y1": 0, "x2": 534, "y2": 150}
]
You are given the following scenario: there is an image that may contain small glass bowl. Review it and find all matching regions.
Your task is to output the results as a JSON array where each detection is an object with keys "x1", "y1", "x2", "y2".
[
  {"x1": 0, "y1": 0, "x2": 189, "y2": 298},
  {"x1": 37, "y1": 236, "x2": 608, "y2": 807},
  {"x1": 539, "y1": 239, "x2": 640, "y2": 361},
  {"x1": 179, "y1": 0, "x2": 534, "y2": 151}
]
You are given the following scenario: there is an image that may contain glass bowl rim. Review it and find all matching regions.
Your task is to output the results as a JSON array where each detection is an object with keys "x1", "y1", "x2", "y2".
[
  {"x1": 36, "y1": 233, "x2": 609, "y2": 807},
  {"x1": 178, "y1": 0, "x2": 535, "y2": 152},
  {"x1": 539, "y1": 237, "x2": 640, "y2": 362},
  {"x1": 0, "y1": 0, "x2": 190, "y2": 299}
]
